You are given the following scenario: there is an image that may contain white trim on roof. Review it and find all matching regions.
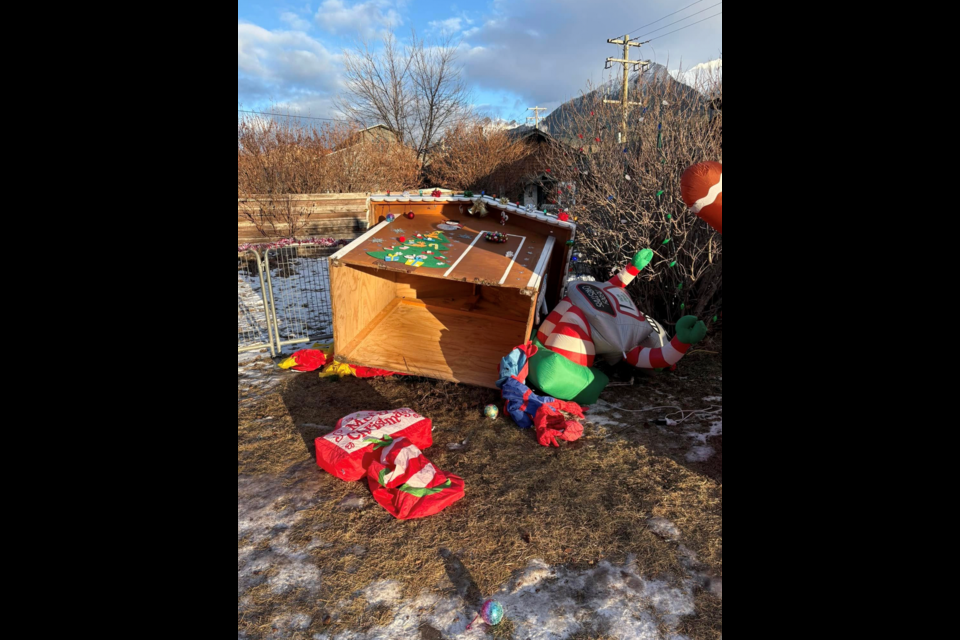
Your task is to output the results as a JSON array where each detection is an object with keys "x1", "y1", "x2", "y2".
[{"x1": 367, "y1": 195, "x2": 577, "y2": 231}]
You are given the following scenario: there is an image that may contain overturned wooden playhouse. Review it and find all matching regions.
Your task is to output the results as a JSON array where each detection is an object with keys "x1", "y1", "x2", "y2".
[{"x1": 329, "y1": 195, "x2": 577, "y2": 388}]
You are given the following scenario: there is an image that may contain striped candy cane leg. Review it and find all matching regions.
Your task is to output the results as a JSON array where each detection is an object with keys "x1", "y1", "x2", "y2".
[
  {"x1": 537, "y1": 298, "x2": 573, "y2": 344},
  {"x1": 545, "y1": 305, "x2": 596, "y2": 367},
  {"x1": 608, "y1": 263, "x2": 642, "y2": 289},
  {"x1": 626, "y1": 335, "x2": 693, "y2": 369}
]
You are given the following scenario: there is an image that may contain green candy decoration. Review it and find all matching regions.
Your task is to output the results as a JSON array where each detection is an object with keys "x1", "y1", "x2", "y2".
[
  {"x1": 633, "y1": 249, "x2": 655, "y2": 272},
  {"x1": 670, "y1": 261, "x2": 677, "y2": 268},
  {"x1": 667, "y1": 214, "x2": 673, "y2": 220},
  {"x1": 662, "y1": 238, "x2": 672, "y2": 245},
  {"x1": 676, "y1": 316, "x2": 707, "y2": 345}
]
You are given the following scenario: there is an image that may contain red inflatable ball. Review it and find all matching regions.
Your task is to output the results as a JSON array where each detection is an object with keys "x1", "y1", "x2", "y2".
[{"x1": 681, "y1": 162, "x2": 723, "y2": 234}]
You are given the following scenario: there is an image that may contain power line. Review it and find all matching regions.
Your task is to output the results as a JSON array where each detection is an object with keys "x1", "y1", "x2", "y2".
[
  {"x1": 646, "y1": 11, "x2": 723, "y2": 42},
  {"x1": 635, "y1": 3, "x2": 723, "y2": 40},
  {"x1": 238, "y1": 109, "x2": 348, "y2": 122},
  {"x1": 625, "y1": 0, "x2": 709, "y2": 36}
]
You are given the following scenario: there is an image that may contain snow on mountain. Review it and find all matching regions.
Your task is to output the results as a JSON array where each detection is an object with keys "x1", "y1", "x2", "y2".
[{"x1": 673, "y1": 59, "x2": 723, "y2": 90}]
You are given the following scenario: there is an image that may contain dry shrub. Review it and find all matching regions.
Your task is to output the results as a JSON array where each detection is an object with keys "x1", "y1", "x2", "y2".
[
  {"x1": 542, "y1": 69, "x2": 722, "y2": 324},
  {"x1": 426, "y1": 120, "x2": 530, "y2": 193},
  {"x1": 238, "y1": 110, "x2": 420, "y2": 237}
]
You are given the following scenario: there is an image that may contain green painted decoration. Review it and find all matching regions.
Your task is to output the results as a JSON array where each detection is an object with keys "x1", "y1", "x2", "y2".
[{"x1": 368, "y1": 230, "x2": 454, "y2": 268}]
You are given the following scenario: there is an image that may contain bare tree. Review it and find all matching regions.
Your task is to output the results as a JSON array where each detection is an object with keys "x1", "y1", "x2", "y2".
[
  {"x1": 539, "y1": 65, "x2": 723, "y2": 325},
  {"x1": 426, "y1": 119, "x2": 530, "y2": 192},
  {"x1": 238, "y1": 109, "x2": 420, "y2": 238},
  {"x1": 337, "y1": 31, "x2": 471, "y2": 167}
]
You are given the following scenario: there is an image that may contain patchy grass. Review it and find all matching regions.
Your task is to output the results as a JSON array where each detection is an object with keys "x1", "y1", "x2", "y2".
[{"x1": 238, "y1": 336, "x2": 722, "y2": 639}]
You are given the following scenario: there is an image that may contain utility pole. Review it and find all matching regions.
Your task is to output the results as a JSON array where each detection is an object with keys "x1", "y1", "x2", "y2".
[
  {"x1": 526, "y1": 106, "x2": 547, "y2": 130},
  {"x1": 604, "y1": 35, "x2": 651, "y2": 144}
]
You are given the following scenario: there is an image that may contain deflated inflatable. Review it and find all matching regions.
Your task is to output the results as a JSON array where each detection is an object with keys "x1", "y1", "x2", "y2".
[
  {"x1": 366, "y1": 437, "x2": 465, "y2": 520},
  {"x1": 537, "y1": 250, "x2": 706, "y2": 372},
  {"x1": 681, "y1": 162, "x2": 723, "y2": 234},
  {"x1": 315, "y1": 409, "x2": 433, "y2": 482}
]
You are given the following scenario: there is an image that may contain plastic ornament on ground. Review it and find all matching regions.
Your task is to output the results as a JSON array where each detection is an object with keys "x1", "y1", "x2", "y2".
[
  {"x1": 467, "y1": 600, "x2": 505, "y2": 630},
  {"x1": 484, "y1": 405, "x2": 500, "y2": 419}
]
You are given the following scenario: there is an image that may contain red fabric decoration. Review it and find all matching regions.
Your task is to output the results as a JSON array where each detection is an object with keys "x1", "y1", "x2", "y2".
[
  {"x1": 558, "y1": 212, "x2": 570, "y2": 222},
  {"x1": 315, "y1": 409, "x2": 433, "y2": 482},
  {"x1": 284, "y1": 349, "x2": 328, "y2": 372},
  {"x1": 366, "y1": 438, "x2": 465, "y2": 520},
  {"x1": 534, "y1": 400, "x2": 587, "y2": 448},
  {"x1": 431, "y1": 190, "x2": 443, "y2": 198},
  {"x1": 353, "y1": 366, "x2": 408, "y2": 379}
]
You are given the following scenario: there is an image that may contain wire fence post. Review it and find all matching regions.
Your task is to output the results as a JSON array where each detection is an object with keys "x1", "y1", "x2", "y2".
[{"x1": 237, "y1": 249, "x2": 276, "y2": 357}]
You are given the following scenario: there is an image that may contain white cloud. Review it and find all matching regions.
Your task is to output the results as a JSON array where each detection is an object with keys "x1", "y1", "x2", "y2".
[
  {"x1": 315, "y1": 0, "x2": 403, "y2": 37},
  {"x1": 457, "y1": 0, "x2": 722, "y2": 110},
  {"x1": 238, "y1": 22, "x2": 343, "y2": 110},
  {"x1": 280, "y1": 11, "x2": 312, "y2": 31},
  {"x1": 428, "y1": 17, "x2": 462, "y2": 34}
]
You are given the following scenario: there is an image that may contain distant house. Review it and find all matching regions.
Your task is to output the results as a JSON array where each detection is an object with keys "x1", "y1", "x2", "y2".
[
  {"x1": 483, "y1": 128, "x2": 572, "y2": 209},
  {"x1": 337, "y1": 124, "x2": 399, "y2": 150}
]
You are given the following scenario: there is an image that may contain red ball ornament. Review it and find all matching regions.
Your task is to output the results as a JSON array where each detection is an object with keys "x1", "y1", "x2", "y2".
[{"x1": 406, "y1": 211, "x2": 415, "y2": 220}]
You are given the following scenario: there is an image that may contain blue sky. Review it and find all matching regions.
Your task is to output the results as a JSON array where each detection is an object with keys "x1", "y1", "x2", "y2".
[{"x1": 238, "y1": 0, "x2": 723, "y2": 123}]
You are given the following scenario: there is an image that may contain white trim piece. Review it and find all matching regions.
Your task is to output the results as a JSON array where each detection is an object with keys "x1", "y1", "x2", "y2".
[
  {"x1": 690, "y1": 173, "x2": 722, "y2": 214},
  {"x1": 499, "y1": 235, "x2": 527, "y2": 285},
  {"x1": 527, "y1": 236, "x2": 556, "y2": 290},
  {"x1": 331, "y1": 219, "x2": 391, "y2": 261},
  {"x1": 443, "y1": 232, "x2": 484, "y2": 278},
  {"x1": 366, "y1": 195, "x2": 577, "y2": 231}
]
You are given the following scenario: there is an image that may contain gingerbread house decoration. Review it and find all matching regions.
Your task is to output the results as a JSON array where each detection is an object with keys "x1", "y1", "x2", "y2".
[{"x1": 329, "y1": 194, "x2": 576, "y2": 388}]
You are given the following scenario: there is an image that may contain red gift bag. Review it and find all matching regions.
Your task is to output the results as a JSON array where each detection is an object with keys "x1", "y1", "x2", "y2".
[
  {"x1": 315, "y1": 409, "x2": 433, "y2": 482},
  {"x1": 366, "y1": 437, "x2": 465, "y2": 520}
]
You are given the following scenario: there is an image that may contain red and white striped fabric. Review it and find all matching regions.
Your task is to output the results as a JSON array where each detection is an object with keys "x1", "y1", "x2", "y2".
[
  {"x1": 366, "y1": 437, "x2": 465, "y2": 520},
  {"x1": 537, "y1": 257, "x2": 697, "y2": 371},
  {"x1": 544, "y1": 304, "x2": 595, "y2": 367},
  {"x1": 608, "y1": 263, "x2": 642, "y2": 289},
  {"x1": 625, "y1": 335, "x2": 692, "y2": 370}
]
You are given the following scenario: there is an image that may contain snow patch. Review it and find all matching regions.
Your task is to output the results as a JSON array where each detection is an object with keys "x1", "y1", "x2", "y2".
[
  {"x1": 313, "y1": 558, "x2": 697, "y2": 640},
  {"x1": 238, "y1": 463, "x2": 327, "y2": 599},
  {"x1": 686, "y1": 446, "x2": 715, "y2": 462}
]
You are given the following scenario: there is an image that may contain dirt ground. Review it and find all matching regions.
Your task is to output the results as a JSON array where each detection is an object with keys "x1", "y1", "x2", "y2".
[{"x1": 238, "y1": 335, "x2": 722, "y2": 640}]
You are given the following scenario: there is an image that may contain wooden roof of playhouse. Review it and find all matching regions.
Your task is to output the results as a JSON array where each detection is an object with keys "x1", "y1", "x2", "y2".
[{"x1": 331, "y1": 195, "x2": 577, "y2": 305}]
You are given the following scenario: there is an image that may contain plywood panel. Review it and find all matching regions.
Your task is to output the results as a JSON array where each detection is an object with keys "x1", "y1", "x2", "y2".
[
  {"x1": 394, "y1": 274, "x2": 476, "y2": 301},
  {"x1": 338, "y1": 211, "x2": 550, "y2": 292},
  {"x1": 339, "y1": 300, "x2": 527, "y2": 389},
  {"x1": 331, "y1": 265, "x2": 397, "y2": 351},
  {"x1": 479, "y1": 287, "x2": 534, "y2": 324}
]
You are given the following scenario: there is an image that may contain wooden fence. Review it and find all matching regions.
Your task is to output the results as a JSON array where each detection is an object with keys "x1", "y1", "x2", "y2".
[{"x1": 238, "y1": 194, "x2": 371, "y2": 243}]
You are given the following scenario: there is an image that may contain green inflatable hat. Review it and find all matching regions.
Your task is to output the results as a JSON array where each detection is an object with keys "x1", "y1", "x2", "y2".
[{"x1": 528, "y1": 339, "x2": 610, "y2": 406}]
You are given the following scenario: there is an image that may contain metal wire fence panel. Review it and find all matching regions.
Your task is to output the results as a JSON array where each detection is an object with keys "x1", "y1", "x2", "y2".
[
  {"x1": 238, "y1": 249, "x2": 275, "y2": 356},
  {"x1": 264, "y1": 245, "x2": 335, "y2": 349}
]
